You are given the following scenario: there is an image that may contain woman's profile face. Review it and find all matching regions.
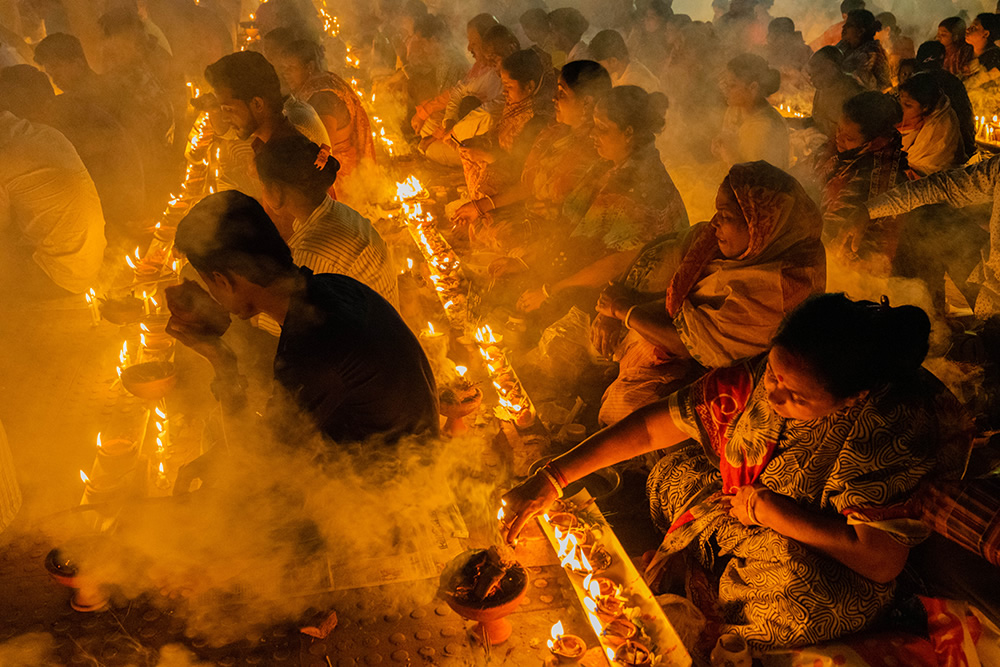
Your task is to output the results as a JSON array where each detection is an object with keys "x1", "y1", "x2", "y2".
[
  {"x1": 841, "y1": 21, "x2": 863, "y2": 47},
  {"x1": 936, "y1": 26, "x2": 955, "y2": 47},
  {"x1": 712, "y1": 180, "x2": 751, "y2": 258},
  {"x1": 835, "y1": 116, "x2": 867, "y2": 152},
  {"x1": 554, "y1": 78, "x2": 586, "y2": 127},
  {"x1": 591, "y1": 103, "x2": 631, "y2": 163},
  {"x1": 501, "y1": 69, "x2": 532, "y2": 104},
  {"x1": 719, "y1": 68, "x2": 757, "y2": 108},
  {"x1": 898, "y1": 90, "x2": 926, "y2": 125},
  {"x1": 278, "y1": 55, "x2": 312, "y2": 93},
  {"x1": 764, "y1": 346, "x2": 847, "y2": 421},
  {"x1": 966, "y1": 20, "x2": 988, "y2": 51}
]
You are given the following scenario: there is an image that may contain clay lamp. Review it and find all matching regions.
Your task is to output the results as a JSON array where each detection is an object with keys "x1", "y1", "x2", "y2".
[
  {"x1": 611, "y1": 641, "x2": 653, "y2": 666},
  {"x1": 121, "y1": 361, "x2": 177, "y2": 401},
  {"x1": 440, "y1": 548, "x2": 528, "y2": 646},
  {"x1": 44, "y1": 543, "x2": 110, "y2": 613},
  {"x1": 601, "y1": 617, "x2": 638, "y2": 648},
  {"x1": 94, "y1": 433, "x2": 139, "y2": 477},
  {"x1": 546, "y1": 621, "x2": 586, "y2": 664}
]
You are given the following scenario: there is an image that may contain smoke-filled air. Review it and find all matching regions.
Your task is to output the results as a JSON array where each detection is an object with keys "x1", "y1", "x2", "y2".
[{"x1": 1, "y1": 0, "x2": 1000, "y2": 665}]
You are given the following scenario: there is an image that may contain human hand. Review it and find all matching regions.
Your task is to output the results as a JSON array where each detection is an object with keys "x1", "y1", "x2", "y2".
[
  {"x1": 410, "y1": 114, "x2": 424, "y2": 133},
  {"x1": 451, "y1": 201, "x2": 482, "y2": 227},
  {"x1": 595, "y1": 283, "x2": 636, "y2": 320},
  {"x1": 591, "y1": 314, "x2": 624, "y2": 358},
  {"x1": 173, "y1": 446, "x2": 229, "y2": 495},
  {"x1": 166, "y1": 317, "x2": 237, "y2": 371},
  {"x1": 846, "y1": 206, "x2": 872, "y2": 254},
  {"x1": 722, "y1": 484, "x2": 769, "y2": 526},
  {"x1": 517, "y1": 287, "x2": 548, "y2": 313},
  {"x1": 499, "y1": 472, "x2": 560, "y2": 544},
  {"x1": 487, "y1": 256, "x2": 528, "y2": 280}
]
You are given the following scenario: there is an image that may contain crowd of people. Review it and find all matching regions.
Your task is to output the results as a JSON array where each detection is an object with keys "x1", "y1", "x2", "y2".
[{"x1": 1, "y1": 0, "x2": 999, "y2": 661}]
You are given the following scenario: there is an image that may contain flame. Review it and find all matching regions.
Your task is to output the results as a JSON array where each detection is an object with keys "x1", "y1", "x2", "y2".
[
  {"x1": 583, "y1": 573, "x2": 593, "y2": 591},
  {"x1": 125, "y1": 255, "x2": 137, "y2": 269},
  {"x1": 79, "y1": 470, "x2": 90, "y2": 484},
  {"x1": 584, "y1": 597, "x2": 598, "y2": 614},
  {"x1": 444, "y1": 300, "x2": 454, "y2": 309},
  {"x1": 85, "y1": 292, "x2": 92, "y2": 305},
  {"x1": 497, "y1": 506, "x2": 504, "y2": 521},
  {"x1": 156, "y1": 437, "x2": 163, "y2": 452},
  {"x1": 406, "y1": 258, "x2": 414, "y2": 269},
  {"x1": 588, "y1": 578, "x2": 601, "y2": 599},
  {"x1": 550, "y1": 620, "x2": 564, "y2": 640},
  {"x1": 149, "y1": 296, "x2": 158, "y2": 308},
  {"x1": 606, "y1": 647, "x2": 616, "y2": 662},
  {"x1": 155, "y1": 422, "x2": 164, "y2": 433},
  {"x1": 140, "y1": 334, "x2": 146, "y2": 347},
  {"x1": 587, "y1": 611, "x2": 603, "y2": 636},
  {"x1": 155, "y1": 407, "x2": 166, "y2": 419},
  {"x1": 158, "y1": 462, "x2": 164, "y2": 473},
  {"x1": 140, "y1": 323, "x2": 149, "y2": 332},
  {"x1": 455, "y1": 366, "x2": 467, "y2": 377},
  {"x1": 134, "y1": 247, "x2": 141, "y2": 260},
  {"x1": 96, "y1": 433, "x2": 102, "y2": 449},
  {"x1": 426, "y1": 321, "x2": 436, "y2": 335}
]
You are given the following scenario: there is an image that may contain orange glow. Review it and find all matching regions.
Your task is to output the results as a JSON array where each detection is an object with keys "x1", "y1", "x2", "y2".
[
  {"x1": 96, "y1": 433, "x2": 102, "y2": 449},
  {"x1": 79, "y1": 470, "x2": 90, "y2": 484}
]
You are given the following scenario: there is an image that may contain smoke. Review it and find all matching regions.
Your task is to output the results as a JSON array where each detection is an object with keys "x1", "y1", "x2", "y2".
[
  {"x1": 42, "y1": 423, "x2": 507, "y2": 647},
  {"x1": 0, "y1": 632, "x2": 60, "y2": 667}
]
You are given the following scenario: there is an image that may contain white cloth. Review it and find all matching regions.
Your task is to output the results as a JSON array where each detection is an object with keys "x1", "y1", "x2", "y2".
[
  {"x1": 289, "y1": 196, "x2": 398, "y2": 308},
  {"x1": 444, "y1": 65, "x2": 502, "y2": 124},
  {"x1": 900, "y1": 97, "x2": 965, "y2": 178},
  {"x1": 0, "y1": 112, "x2": 106, "y2": 293},
  {"x1": 283, "y1": 96, "x2": 331, "y2": 148},
  {"x1": 0, "y1": 419, "x2": 20, "y2": 534},
  {"x1": 614, "y1": 61, "x2": 661, "y2": 93},
  {"x1": 720, "y1": 104, "x2": 790, "y2": 169}
]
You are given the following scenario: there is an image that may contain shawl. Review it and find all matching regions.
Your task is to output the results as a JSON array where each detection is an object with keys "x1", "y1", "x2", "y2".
[
  {"x1": 521, "y1": 121, "x2": 604, "y2": 209},
  {"x1": 296, "y1": 72, "x2": 377, "y2": 173},
  {"x1": 662, "y1": 161, "x2": 825, "y2": 367}
]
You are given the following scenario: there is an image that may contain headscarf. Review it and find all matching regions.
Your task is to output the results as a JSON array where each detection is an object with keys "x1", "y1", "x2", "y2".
[{"x1": 665, "y1": 161, "x2": 824, "y2": 318}]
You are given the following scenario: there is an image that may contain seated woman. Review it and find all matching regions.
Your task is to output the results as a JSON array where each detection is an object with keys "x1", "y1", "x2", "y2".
[
  {"x1": 450, "y1": 60, "x2": 612, "y2": 229},
  {"x1": 254, "y1": 135, "x2": 398, "y2": 309},
  {"x1": 962, "y1": 13, "x2": 1000, "y2": 114},
  {"x1": 875, "y1": 12, "x2": 914, "y2": 85},
  {"x1": 841, "y1": 10, "x2": 891, "y2": 91},
  {"x1": 938, "y1": 16, "x2": 975, "y2": 79},
  {"x1": 593, "y1": 161, "x2": 825, "y2": 426},
  {"x1": 714, "y1": 54, "x2": 789, "y2": 169},
  {"x1": 502, "y1": 293, "x2": 972, "y2": 650},
  {"x1": 817, "y1": 91, "x2": 907, "y2": 268},
  {"x1": 459, "y1": 49, "x2": 554, "y2": 205},
  {"x1": 897, "y1": 72, "x2": 966, "y2": 178},
  {"x1": 276, "y1": 39, "x2": 376, "y2": 200},
  {"x1": 516, "y1": 85, "x2": 688, "y2": 314}
]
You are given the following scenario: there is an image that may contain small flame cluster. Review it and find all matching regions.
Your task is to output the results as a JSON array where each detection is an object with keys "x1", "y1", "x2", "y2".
[
  {"x1": 976, "y1": 115, "x2": 1000, "y2": 144},
  {"x1": 474, "y1": 325, "x2": 533, "y2": 423},
  {"x1": 319, "y1": 7, "x2": 340, "y2": 37},
  {"x1": 775, "y1": 102, "x2": 807, "y2": 118}
]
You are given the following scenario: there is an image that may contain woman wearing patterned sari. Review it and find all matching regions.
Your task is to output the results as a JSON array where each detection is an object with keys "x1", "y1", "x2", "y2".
[
  {"x1": 502, "y1": 294, "x2": 972, "y2": 650},
  {"x1": 458, "y1": 48, "x2": 554, "y2": 204},
  {"x1": 817, "y1": 91, "x2": 907, "y2": 272},
  {"x1": 276, "y1": 40, "x2": 376, "y2": 197},
  {"x1": 593, "y1": 161, "x2": 825, "y2": 426},
  {"x1": 450, "y1": 60, "x2": 611, "y2": 234},
  {"x1": 515, "y1": 85, "x2": 688, "y2": 314}
]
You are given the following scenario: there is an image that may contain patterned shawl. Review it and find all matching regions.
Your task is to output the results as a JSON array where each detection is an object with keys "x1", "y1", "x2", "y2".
[{"x1": 296, "y1": 72, "x2": 377, "y2": 174}]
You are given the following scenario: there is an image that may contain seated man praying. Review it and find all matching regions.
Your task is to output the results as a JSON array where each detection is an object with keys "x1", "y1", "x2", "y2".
[{"x1": 167, "y1": 191, "x2": 439, "y2": 447}]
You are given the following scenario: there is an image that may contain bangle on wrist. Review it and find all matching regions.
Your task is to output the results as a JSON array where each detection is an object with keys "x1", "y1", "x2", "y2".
[
  {"x1": 541, "y1": 283, "x2": 551, "y2": 298},
  {"x1": 471, "y1": 198, "x2": 484, "y2": 216},
  {"x1": 538, "y1": 467, "x2": 564, "y2": 498},
  {"x1": 484, "y1": 195, "x2": 496, "y2": 212},
  {"x1": 544, "y1": 461, "x2": 569, "y2": 488},
  {"x1": 745, "y1": 487, "x2": 762, "y2": 525},
  {"x1": 623, "y1": 305, "x2": 639, "y2": 329}
]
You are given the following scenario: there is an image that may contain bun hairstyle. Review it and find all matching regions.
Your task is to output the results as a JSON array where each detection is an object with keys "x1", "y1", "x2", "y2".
[
  {"x1": 598, "y1": 85, "x2": 668, "y2": 146},
  {"x1": 501, "y1": 48, "x2": 544, "y2": 88},
  {"x1": 845, "y1": 9, "x2": 881, "y2": 41},
  {"x1": 899, "y1": 72, "x2": 944, "y2": 113},
  {"x1": 254, "y1": 134, "x2": 340, "y2": 193},
  {"x1": 559, "y1": 60, "x2": 613, "y2": 99},
  {"x1": 772, "y1": 293, "x2": 930, "y2": 400},
  {"x1": 281, "y1": 38, "x2": 324, "y2": 69},
  {"x1": 726, "y1": 53, "x2": 781, "y2": 97},
  {"x1": 842, "y1": 91, "x2": 902, "y2": 141}
]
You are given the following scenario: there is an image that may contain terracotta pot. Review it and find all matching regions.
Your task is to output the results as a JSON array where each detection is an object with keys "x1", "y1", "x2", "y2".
[{"x1": 121, "y1": 361, "x2": 176, "y2": 400}]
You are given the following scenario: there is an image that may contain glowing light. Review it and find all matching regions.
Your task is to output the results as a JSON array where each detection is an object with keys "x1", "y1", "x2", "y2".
[
  {"x1": 406, "y1": 258, "x2": 414, "y2": 270},
  {"x1": 96, "y1": 433, "x2": 102, "y2": 449},
  {"x1": 546, "y1": 620, "x2": 564, "y2": 650},
  {"x1": 606, "y1": 647, "x2": 616, "y2": 662},
  {"x1": 79, "y1": 470, "x2": 90, "y2": 484},
  {"x1": 455, "y1": 366, "x2": 467, "y2": 377},
  {"x1": 158, "y1": 462, "x2": 164, "y2": 473},
  {"x1": 155, "y1": 407, "x2": 166, "y2": 419},
  {"x1": 427, "y1": 321, "x2": 436, "y2": 335},
  {"x1": 125, "y1": 255, "x2": 137, "y2": 269},
  {"x1": 587, "y1": 611, "x2": 603, "y2": 636}
]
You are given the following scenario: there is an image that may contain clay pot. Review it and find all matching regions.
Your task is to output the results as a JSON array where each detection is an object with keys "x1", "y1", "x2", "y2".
[
  {"x1": 121, "y1": 361, "x2": 176, "y2": 400},
  {"x1": 439, "y1": 387, "x2": 482, "y2": 436},
  {"x1": 44, "y1": 546, "x2": 110, "y2": 613}
]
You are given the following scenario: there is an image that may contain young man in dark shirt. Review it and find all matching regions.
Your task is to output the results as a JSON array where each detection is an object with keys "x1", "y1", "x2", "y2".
[{"x1": 168, "y1": 190, "x2": 439, "y2": 446}]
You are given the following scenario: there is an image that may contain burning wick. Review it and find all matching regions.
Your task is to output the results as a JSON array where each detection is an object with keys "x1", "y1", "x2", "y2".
[
  {"x1": 496, "y1": 498, "x2": 507, "y2": 522},
  {"x1": 84, "y1": 288, "x2": 100, "y2": 326},
  {"x1": 455, "y1": 366, "x2": 468, "y2": 378},
  {"x1": 79, "y1": 470, "x2": 90, "y2": 484},
  {"x1": 96, "y1": 432, "x2": 102, "y2": 449},
  {"x1": 547, "y1": 621, "x2": 586, "y2": 663}
]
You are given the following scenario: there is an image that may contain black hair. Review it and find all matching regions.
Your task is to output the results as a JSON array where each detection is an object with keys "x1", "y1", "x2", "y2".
[
  {"x1": 483, "y1": 25, "x2": 521, "y2": 60},
  {"x1": 402, "y1": 0, "x2": 429, "y2": 20},
  {"x1": 559, "y1": 60, "x2": 612, "y2": 99},
  {"x1": 255, "y1": 134, "x2": 340, "y2": 193},
  {"x1": 33, "y1": 32, "x2": 87, "y2": 65},
  {"x1": 939, "y1": 16, "x2": 967, "y2": 38},
  {"x1": 97, "y1": 8, "x2": 145, "y2": 38},
  {"x1": 547, "y1": 7, "x2": 589, "y2": 42},
  {"x1": 262, "y1": 26, "x2": 304, "y2": 52},
  {"x1": 727, "y1": 53, "x2": 781, "y2": 97},
  {"x1": 916, "y1": 39, "x2": 946, "y2": 67},
  {"x1": 412, "y1": 14, "x2": 449, "y2": 41},
  {"x1": 842, "y1": 91, "x2": 902, "y2": 141},
  {"x1": 840, "y1": 0, "x2": 864, "y2": 14},
  {"x1": 520, "y1": 8, "x2": 549, "y2": 34},
  {"x1": 589, "y1": 29, "x2": 629, "y2": 62},
  {"x1": 772, "y1": 293, "x2": 930, "y2": 400},
  {"x1": 0, "y1": 65, "x2": 55, "y2": 116},
  {"x1": 205, "y1": 51, "x2": 283, "y2": 110},
  {"x1": 875, "y1": 11, "x2": 897, "y2": 30},
  {"x1": 468, "y1": 13, "x2": 499, "y2": 38},
  {"x1": 768, "y1": 17, "x2": 796, "y2": 35},
  {"x1": 598, "y1": 85, "x2": 668, "y2": 146},
  {"x1": 976, "y1": 13, "x2": 1000, "y2": 42},
  {"x1": 281, "y1": 38, "x2": 324, "y2": 69},
  {"x1": 175, "y1": 191, "x2": 295, "y2": 287},
  {"x1": 648, "y1": 0, "x2": 674, "y2": 21},
  {"x1": 899, "y1": 71, "x2": 944, "y2": 112},
  {"x1": 812, "y1": 44, "x2": 845, "y2": 68},
  {"x1": 501, "y1": 49, "x2": 544, "y2": 87},
  {"x1": 845, "y1": 9, "x2": 880, "y2": 41}
]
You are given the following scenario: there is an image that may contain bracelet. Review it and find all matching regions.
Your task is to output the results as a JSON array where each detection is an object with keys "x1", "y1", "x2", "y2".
[
  {"x1": 538, "y1": 467, "x2": 564, "y2": 498},
  {"x1": 471, "y1": 198, "x2": 484, "y2": 216},
  {"x1": 544, "y1": 461, "x2": 569, "y2": 488},
  {"x1": 541, "y1": 284, "x2": 551, "y2": 298},
  {"x1": 745, "y1": 487, "x2": 762, "y2": 526},
  {"x1": 623, "y1": 305, "x2": 639, "y2": 329},
  {"x1": 484, "y1": 195, "x2": 496, "y2": 212}
]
